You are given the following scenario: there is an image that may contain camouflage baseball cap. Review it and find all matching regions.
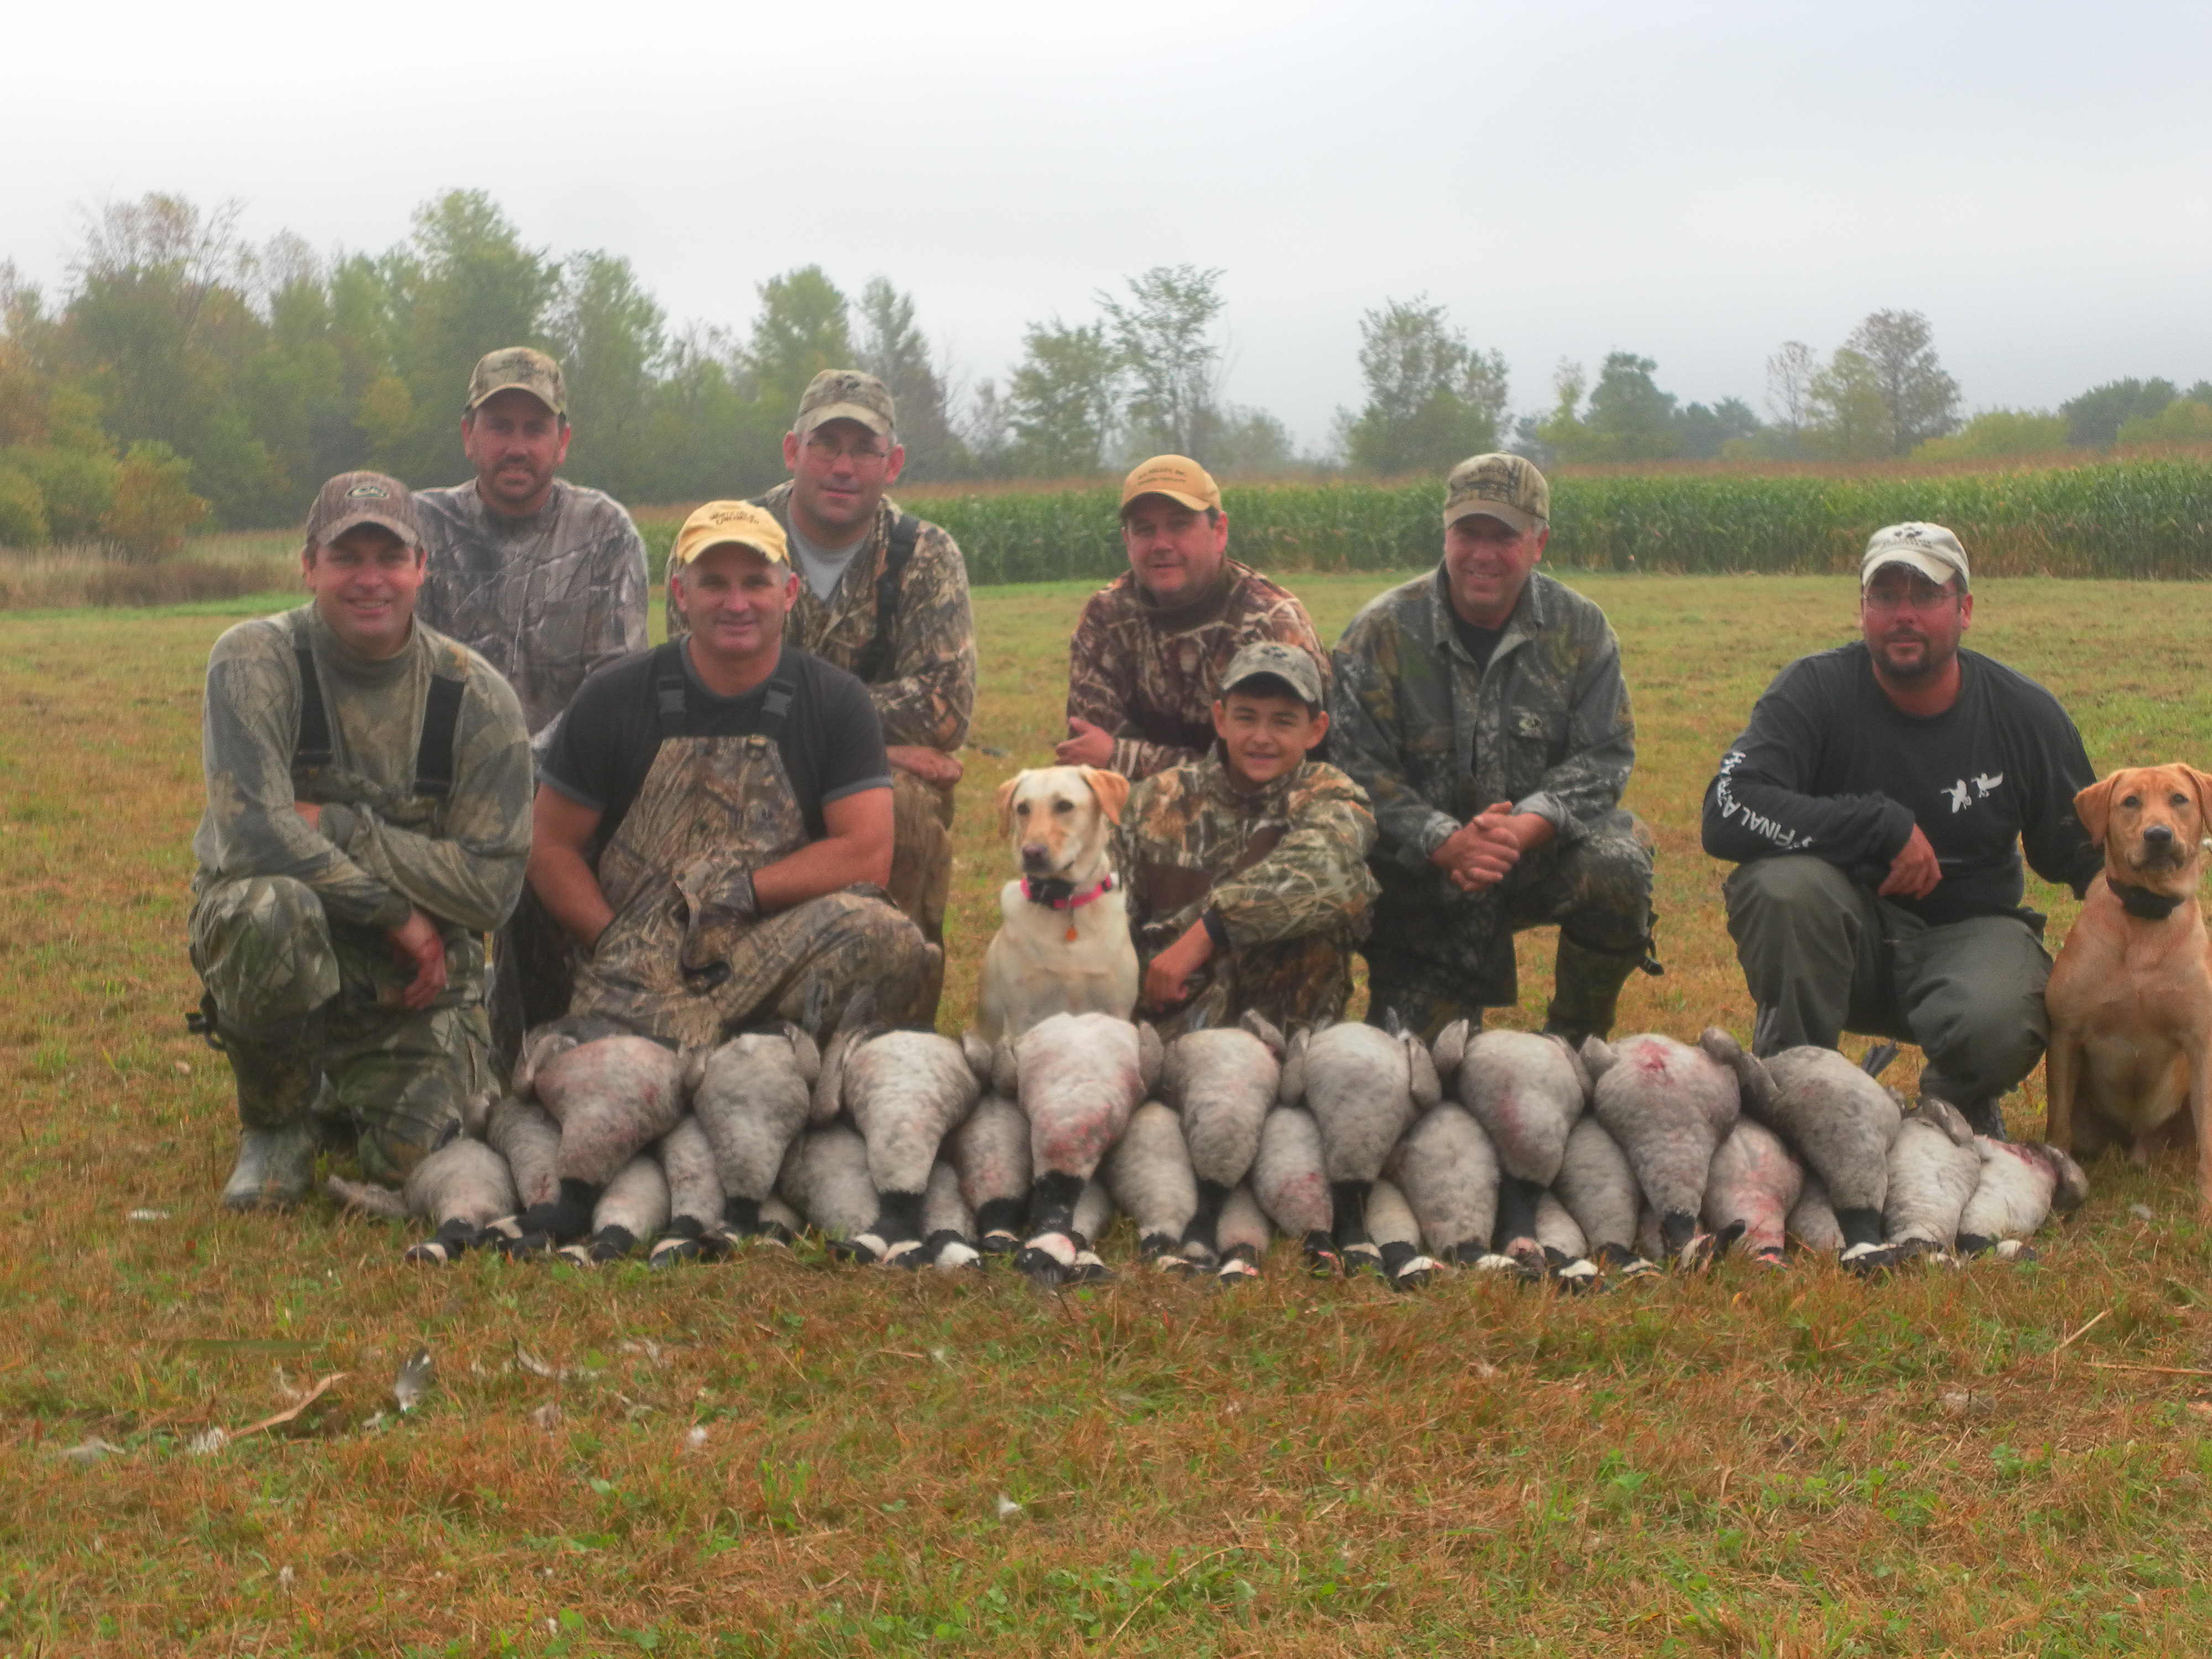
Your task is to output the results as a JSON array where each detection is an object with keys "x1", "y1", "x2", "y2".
[
  {"x1": 305, "y1": 471, "x2": 420, "y2": 550},
  {"x1": 1121, "y1": 455, "x2": 1222, "y2": 515},
  {"x1": 1862, "y1": 522, "x2": 1970, "y2": 592},
  {"x1": 1220, "y1": 640, "x2": 1324, "y2": 709},
  {"x1": 794, "y1": 369, "x2": 896, "y2": 439},
  {"x1": 465, "y1": 347, "x2": 567, "y2": 418},
  {"x1": 1444, "y1": 452, "x2": 1550, "y2": 535},
  {"x1": 669, "y1": 500, "x2": 790, "y2": 571}
]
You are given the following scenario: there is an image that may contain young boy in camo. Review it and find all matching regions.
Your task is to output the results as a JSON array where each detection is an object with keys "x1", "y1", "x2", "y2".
[
  {"x1": 1119, "y1": 642, "x2": 1381, "y2": 1039},
  {"x1": 190, "y1": 472, "x2": 533, "y2": 1209}
]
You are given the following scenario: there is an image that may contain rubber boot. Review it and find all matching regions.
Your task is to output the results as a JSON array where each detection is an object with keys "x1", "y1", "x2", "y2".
[
  {"x1": 222, "y1": 1123, "x2": 319, "y2": 1211},
  {"x1": 211, "y1": 1005, "x2": 326, "y2": 1211},
  {"x1": 1541, "y1": 934, "x2": 1652, "y2": 1048}
]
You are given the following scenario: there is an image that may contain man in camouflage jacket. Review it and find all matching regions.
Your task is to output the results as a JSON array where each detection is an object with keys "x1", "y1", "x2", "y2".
[
  {"x1": 191, "y1": 473, "x2": 532, "y2": 1209},
  {"x1": 1330, "y1": 455, "x2": 1655, "y2": 1042},
  {"x1": 1061, "y1": 455, "x2": 1326, "y2": 782},
  {"x1": 413, "y1": 347, "x2": 649, "y2": 1066},
  {"x1": 667, "y1": 371, "x2": 975, "y2": 1023},
  {"x1": 1119, "y1": 643, "x2": 1380, "y2": 1038}
]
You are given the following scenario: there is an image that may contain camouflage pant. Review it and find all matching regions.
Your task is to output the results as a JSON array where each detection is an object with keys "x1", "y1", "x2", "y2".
[
  {"x1": 188, "y1": 875, "x2": 493, "y2": 1182},
  {"x1": 888, "y1": 768, "x2": 954, "y2": 1025},
  {"x1": 1150, "y1": 932, "x2": 1357, "y2": 1041},
  {"x1": 570, "y1": 886, "x2": 931, "y2": 1050},
  {"x1": 1364, "y1": 807, "x2": 1655, "y2": 1042}
]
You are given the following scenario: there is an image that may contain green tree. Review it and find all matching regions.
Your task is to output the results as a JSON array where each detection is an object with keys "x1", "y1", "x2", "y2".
[
  {"x1": 1835, "y1": 310, "x2": 1959, "y2": 455},
  {"x1": 2060, "y1": 378, "x2": 2178, "y2": 447},
  {"x1": 1206, "y1": 405, "x2": 1298, "y2": 477},
  {"x1": 1539, "y1": 352, "x2": 1684, "y2": 462},
  {"x1": 1344, "y1": 295, "x2": 1508, "y2": 476},
  {"x1": 1099, "y1": 264, "x2": 1224, "y2": 460},
  {"x1": 1673, "y1": 398, "x2": 1761, "y2": 459},
  {"x1": 1805, "y1": 347, "x2": 1892, "y2": 460},
  {"x1": 1007, "y1": 320, "x2": 1120, "y2": 477},
  {"x1": 380, "y1": 190, "x2": 559, "y2": 482},
  {"x1": 855, "y1": 278, "x2": 967, "y2": 481},
  {"x1": 2116, "y1": 398, "x2": 2212, "y2": 445},
  {"x1": 549, "y1": 251, "x2": 666, "y2": 502},
  {"x1": 748, "y1": 266, "x2": 852, "y2": 422},
  {"x1": 1913, "y1": 408, "x2": 2068, "y2": 461}
]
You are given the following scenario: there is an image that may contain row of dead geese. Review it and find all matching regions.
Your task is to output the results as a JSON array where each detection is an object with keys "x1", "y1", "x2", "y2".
[{"x1": 325, "y1": 1003, "x2": 2089, "y2": 1287}]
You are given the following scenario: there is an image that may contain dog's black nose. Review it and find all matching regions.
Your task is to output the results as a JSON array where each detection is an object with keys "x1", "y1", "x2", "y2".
[{"x1": 2146, "y1": 824, "x2": 2175, "y2": 846}]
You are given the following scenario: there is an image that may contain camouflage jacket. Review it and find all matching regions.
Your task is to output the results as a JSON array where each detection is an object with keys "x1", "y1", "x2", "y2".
[
  {"x1": 194, "y1": 606, "x2": 533, "y2": 935},
  {"x1": 1119, "y1": 753, "x2": 1380, "y2": 959},
  {"x1": 1067, "y1": 561, "x2": 1326, "y2": 781},
  {"x1": 415, "y1": 478, "x2": 649, "y2": 735},
  {"x1": 666, "y1": 482, "x2": 975, "y2": 753},
  {"x1": 1329, "y1": 567, "x2": 1636, "y2": 873}
]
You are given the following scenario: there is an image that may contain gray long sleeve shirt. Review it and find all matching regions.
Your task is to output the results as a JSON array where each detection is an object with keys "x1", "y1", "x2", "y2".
[{"x1": 194, "y1": 606, "x2": 533, "y2": 935}]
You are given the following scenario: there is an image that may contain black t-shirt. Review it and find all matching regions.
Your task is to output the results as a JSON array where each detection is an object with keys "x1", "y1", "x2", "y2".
[
  {"x1": 540, "y1": 642, "x2": 891, "y2": 851},
  {"x1": 1449, "y1": 612, "x2": 1507, "y2": 676},
  {"x1": 1701, "y1": 643, "x2": 2101, "y2": 926}
]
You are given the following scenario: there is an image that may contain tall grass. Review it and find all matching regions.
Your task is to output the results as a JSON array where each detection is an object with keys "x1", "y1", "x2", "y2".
[
  {"x1": 638, "y1": 457, "x2": 2212, "y2": 585},
  {"x1": 0, "y1": 532, "x2": 297, "y2": 611}
]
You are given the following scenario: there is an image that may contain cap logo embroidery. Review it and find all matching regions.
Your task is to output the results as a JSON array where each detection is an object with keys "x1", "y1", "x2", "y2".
[{"x1": 346, "y1": 483, "x2": 389, "y2": 499}]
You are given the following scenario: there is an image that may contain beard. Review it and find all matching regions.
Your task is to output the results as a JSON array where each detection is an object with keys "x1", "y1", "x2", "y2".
[{"x1": 1872, "y1": 629, "x2": 1957, "y2": 683}]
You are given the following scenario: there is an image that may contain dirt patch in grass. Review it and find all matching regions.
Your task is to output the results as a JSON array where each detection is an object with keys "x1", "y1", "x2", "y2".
[{"x1": 5, "y1": 572, "x2": 2212, "y2": 1653}]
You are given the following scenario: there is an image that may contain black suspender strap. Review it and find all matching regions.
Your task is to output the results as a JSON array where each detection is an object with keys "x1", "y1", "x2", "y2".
[
  {"x1": 291, "y1": 646, "x2": 333, "y2": 773},
  {"x1": 851, "y1": 513, "x2": 920, "y2": 686},
  {"x1": 756, "y1": 659, "x2": 799, "y2": 742},
  {"x1": 652, "y1": 640, "x2": 690, "y2": 739},
  {"x1": 412, "y1": 675, "x2": 466, "y2": 800}
]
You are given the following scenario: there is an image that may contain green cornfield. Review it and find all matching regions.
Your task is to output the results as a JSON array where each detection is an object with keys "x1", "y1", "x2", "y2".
[{"x1": 634, "y1": 457, "x2": 2212, "y2": 585}]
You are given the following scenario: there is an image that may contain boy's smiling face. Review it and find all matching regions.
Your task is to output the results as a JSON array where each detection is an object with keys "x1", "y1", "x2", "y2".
[{"x1": 1213, "y1": 680, "x2": 1329, "y2": 790}]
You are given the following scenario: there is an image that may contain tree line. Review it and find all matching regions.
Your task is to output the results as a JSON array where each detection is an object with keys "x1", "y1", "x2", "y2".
[{"x1": 1, "y1": 189, "x2": 2206, "y2": 553}]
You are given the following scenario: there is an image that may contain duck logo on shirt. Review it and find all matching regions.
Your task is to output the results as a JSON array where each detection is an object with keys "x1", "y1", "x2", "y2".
[{"x1": 1944, "y1": 772, "x2": 2004, "y2": 812}]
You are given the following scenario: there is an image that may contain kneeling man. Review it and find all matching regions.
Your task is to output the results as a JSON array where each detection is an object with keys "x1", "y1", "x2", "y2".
[
  {"x1": 1331, "y1": 454, "x2": 1656, "y2": 1041},
  {"x1": 1701, "y1": 523, "x2": 2102, "y2": 1136},
  {"x1": 191, "y1": 472, "x2": 533, "y2": 1208},
  {"x1": 532, "y1": 501, "x2": 929, "y2": 1050},
  {"x1": 1122, "y1": 643, "x2": 1381, "y2": 1037}
]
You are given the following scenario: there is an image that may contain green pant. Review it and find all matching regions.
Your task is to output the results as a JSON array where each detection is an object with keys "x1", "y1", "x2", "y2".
[
  {"x1": 1721, "y1": 854, "x2": 2052, "y2": 1106},
  {"x1": 1364, "y1": 807, "x2": 1655, "y2": 1042},
  {"x1": 189, "y1": 875, "x2": 492, "y2": 1182}
]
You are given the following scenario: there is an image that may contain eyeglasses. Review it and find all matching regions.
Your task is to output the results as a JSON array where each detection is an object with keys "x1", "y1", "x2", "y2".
[
  {"x1": 1863, "y1": 583, "x2": 1959, "y2": 613},
  {"x1": 803, "y1": 433, "x2": 890, "y2": 465}
]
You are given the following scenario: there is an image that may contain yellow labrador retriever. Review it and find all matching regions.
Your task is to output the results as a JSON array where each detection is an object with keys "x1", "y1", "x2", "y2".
[
  {"x1": 2044, "y1": 763, "x2": 2212, "y2": 1208},
  {"x1": 974, "y1": 766, "x2": 1139, "y2": 1044}
]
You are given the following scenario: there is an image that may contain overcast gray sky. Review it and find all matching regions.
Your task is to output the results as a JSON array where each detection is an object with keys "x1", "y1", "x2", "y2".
[{"x1": 7, "y1": 0, "x2": 2209, "y2": 452}]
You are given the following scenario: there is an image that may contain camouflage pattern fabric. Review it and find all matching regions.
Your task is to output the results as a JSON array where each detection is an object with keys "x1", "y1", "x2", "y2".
[
  {"x1": 190, "y1": 604, "x2": 529, "y2": 1178},
  {"x1": 1363, "y1": 807, "x2": 1655, "y2": 1041},
  {"x1": 190, "y1": 874, "x2": 495, "y2": 1181},
  {"x1": 889, "y1": 769, "x2": 953, "y2": 1022},
  {"x1": 194, "y1": 606, "x2": 533, "y2": 937},
  {"x1": 415, "y1": 478, "x2": 649, "y2": 736},
  {"x1": 665, "y1": 482, "x2": 976, "y2": 755},
  {"x1": 1067, "y1": 561, "x2": 1327, "y2": 781},
  {"x1": 1119, "y1": 753, "x2": 1380, "y2": 1036},
  {"x1": 1331, "y1": 566, "x2": 1647, "y2": 1034},
  {"x1": 568, "y1": 731, "x2": 927, "y2": 1047}
]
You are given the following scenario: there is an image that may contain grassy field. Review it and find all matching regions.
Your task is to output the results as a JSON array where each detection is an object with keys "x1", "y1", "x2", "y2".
[{"x1": 7, "y1": 570, "x2": 2212, "y2": 1655}]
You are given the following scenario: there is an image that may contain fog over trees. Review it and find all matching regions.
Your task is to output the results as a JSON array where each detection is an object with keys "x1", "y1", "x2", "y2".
[{"x1": 2, "y1": 189, "x2": 2208, "y2": 546}]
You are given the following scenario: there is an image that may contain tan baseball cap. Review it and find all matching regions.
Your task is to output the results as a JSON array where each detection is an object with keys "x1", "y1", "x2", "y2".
[
  {"x1": 1220, "y1": 640, "x2": 1325, "y2": 709},
  {"x1": 305, "y1": 471, "x2": 420, "y2": 550},
  {"x1": 1861, "y1": 522, "x2": 1970, "y2": 592},
  {"x1": 794, "y1": 369, "x2": 895, "y2": 439},
  {"x1": 668, "y1": 500, "x2": 790, "y2": 571},
  {"x1": 1444, "y1": 452, "x2": 1550, "y2": 535},
  {"x1": 465, "y1": 347, "x2": 567, "y2": 418},
  {"x1": 1121, "y1": 455, "x2": 1221, "y2": 515}
]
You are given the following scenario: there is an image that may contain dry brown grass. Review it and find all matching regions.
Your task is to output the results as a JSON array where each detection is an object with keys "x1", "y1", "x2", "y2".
[{"x1": 4, "y1": 573, "x2": 2212, "y2": 1655}]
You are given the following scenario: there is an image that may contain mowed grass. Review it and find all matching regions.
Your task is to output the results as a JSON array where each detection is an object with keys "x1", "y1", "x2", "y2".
[{"x1": 7, "y1": 572, "x2": 2212, "y2": 1655}]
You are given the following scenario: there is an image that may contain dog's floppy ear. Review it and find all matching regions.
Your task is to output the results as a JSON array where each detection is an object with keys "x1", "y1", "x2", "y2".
[
  {"x1": 1080, "y1": 766, "x2": 1131, "y2": 825},
  {"x1": 2074, "y1": 771, "x2": 2122, "y2": 848},
  {"x1": 994, "y1": 773, "x2": 1025, "y2": 839},
  {"x1": 2188, "y1": 767, "x2": 2212, "y2": 835}
]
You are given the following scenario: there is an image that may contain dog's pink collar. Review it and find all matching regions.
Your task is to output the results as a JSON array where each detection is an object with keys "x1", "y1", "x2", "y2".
[{"x1": 1022, "y1": 874, "x2": 1115, "y2": 910}]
